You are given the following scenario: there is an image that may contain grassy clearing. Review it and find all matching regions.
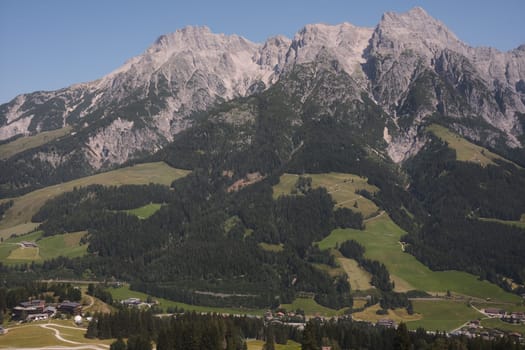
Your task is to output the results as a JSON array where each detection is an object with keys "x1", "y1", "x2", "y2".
[
  {"x1": 0, "y1": 231, "x2": 88, "y2": 263},
  {"x1": 124, "y1": 203, "x2": 162, "y2": 219},
  {"x1": 259, "y1": 242, "x2": 284, "y2": 252},
  {"x1": 337, "y1": 257, "x2": 374, "y2": 291},
  {"x1": 407, "y1": 300, "x2": 482, "y2": 332},
  {"x1": 0, "y1": 162, "x2": 190, "y2": 230},
  {"x1": 312, "y1": 263, "x2": 344, "y2": 278},
  {"x1": 352, "y1": 303, "x2": 422, "y2": 324},
  {"x1": 247, "y1": 339, "x2": 301, "y2": 350},
  {"x1": 480, "y1": 318, "x2": 525, "y2": 334},
  {"x1": 0, "y1": 126, "x2": 72, "y2": 160},
  {"x1": 280, "y1": 296, "x2": 347, "y2": 317},
  {"x1": 427, "y1": 124, "x2": 517, "y2": 167},
  {"x1": 110, "y1": 284, "x2": 264, "y2": 316},
  {"x1": 328, "y1": 249, "x2": 373, "y2": 290},
  {"x1": 317, "y1": 215, "x2": 520, "y2": 302},
  {"x1": 479, "y1": 217, "x2": 525, "y2": 229},
  {"x1": 273, "y1": 173, "x2": 380, "y2": 218}
]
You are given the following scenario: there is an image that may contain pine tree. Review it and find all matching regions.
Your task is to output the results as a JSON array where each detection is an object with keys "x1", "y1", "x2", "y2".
[
  {"x1": 109, "y1": 338, "x2": 126, "y2": 350},
  {"x1": 301, "y1": 322, "x2": 318, "y2": 350},
  {"x1": 393, "y1": 323, "x2": 411, "y2": 350},
  {"x1": 85, "y1": 319, "x2": 98, "y2": 339},
  {"x1": 263, "y1": 325, "x2": 275, "y2": 350}
]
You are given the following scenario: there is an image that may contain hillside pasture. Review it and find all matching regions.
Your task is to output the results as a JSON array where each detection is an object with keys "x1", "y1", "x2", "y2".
[
  {"x1": 427, "y1": 124, "x2": 517, "y2": 167},
  {"x1": 352, "y1": 303, "x2": 422, "y2": 324},
  {"x1": 0, "y1": 162, "x2": 190, "y2": 230},
  {"x1": 407, "y1": 300, "x2": 482, "y2": 332},
  {"x1": 273, "y1": 173, "x2": 380, "y2": 218},
  {"x1": 0, "y1": 222, "x2": 39, "y2": 240},
  {"x1": 0, "y1": 126, "x2": 72, "y2": 160},
  {"x1": 109, "y1": 284, "x2": 264, "y2": 316},
  {"x1": 280, "y1": 296, "x2": 348, "y2": 317},
  {"x1": 0, "y1": 230, "x2": 88, "y2": 263},
  {"x1": 317, "y1": 215, "x2": 520, "y2": 302}
]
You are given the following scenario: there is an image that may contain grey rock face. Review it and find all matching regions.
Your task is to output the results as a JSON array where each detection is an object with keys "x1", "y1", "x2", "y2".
[{"x1": 1, "y1": 7, "x2": 523, "y2": 170}]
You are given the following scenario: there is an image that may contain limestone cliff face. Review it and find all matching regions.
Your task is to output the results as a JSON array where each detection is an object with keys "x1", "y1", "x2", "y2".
[
  {"x1": 365, "y1": 7, "x2": 525, "y2": 161},
  {"x1": 0, "y1": 7, "x2": 523, "y2": 172}
]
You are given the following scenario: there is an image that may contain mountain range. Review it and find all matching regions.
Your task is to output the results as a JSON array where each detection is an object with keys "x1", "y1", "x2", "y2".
[{"x1": 1, "y1": 7, "x2": 524, "y2": 193}]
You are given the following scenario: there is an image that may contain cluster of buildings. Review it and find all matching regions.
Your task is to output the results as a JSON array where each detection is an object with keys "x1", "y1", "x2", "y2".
[
  {"x1": 483, "y1": 308, "x2": 525, "y2": 324},
  {"x1": 12, "y1": 299, "x2": 82, "y2": 322},
  {"x1": 452, "y1": 319, "x2": 523, "y2": 343},
  {"x1": 120, "y1": 297, "x2": 156, "y2": 309}
]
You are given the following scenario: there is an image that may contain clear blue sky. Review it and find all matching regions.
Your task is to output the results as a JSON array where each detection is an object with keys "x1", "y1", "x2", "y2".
[{"x1": 1, "y1": 0, "x2": 524, "y2": 104}]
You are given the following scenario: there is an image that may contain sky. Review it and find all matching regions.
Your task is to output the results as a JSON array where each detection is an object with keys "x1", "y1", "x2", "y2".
[{"x1": 0, "y1": 0, "x2": 524, "y2": 104}]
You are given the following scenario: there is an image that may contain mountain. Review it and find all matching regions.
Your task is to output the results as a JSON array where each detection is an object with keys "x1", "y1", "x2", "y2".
[
  {"x1": 1, "y1": 7, "x2": 524, "y2": 197},
  {"x1": 1, "y1": 7, "x2": 525, "y2": 314}
]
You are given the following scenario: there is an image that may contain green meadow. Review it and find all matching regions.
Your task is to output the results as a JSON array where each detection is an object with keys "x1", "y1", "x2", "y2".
[
  {"x1": 0, "y1": 230, "x2": 88, "y2": 263},
  {"x1": 317, "y1": 214, "x2": 519, "y2": 303},
  {"x1": 124, "y1": 203, "x2": 163, "y2": 219},
  {"x1": 407, "y1": 300, "x2": 482, "y2": 331},
  {"x1": 427, "y1": 124, "x2": 518, "y2": 168},
  {"x1": 273, "y1": 173, "x2": 380, "y2": 218},
  {"x1": 0, "y1": 162, "x2": 189, "y2": 230},
  {"x1": 280, "y1": 296, "x2": 348, "y2": 317}
]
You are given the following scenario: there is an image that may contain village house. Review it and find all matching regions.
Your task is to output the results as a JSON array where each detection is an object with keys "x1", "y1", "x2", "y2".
[
  {"x1": 376, "y1": 319, "x2": 396, "y2": 328},
  {"x1": 12, "y1": 300, "x2": 45, "y2": 319},
  {"x1": 483, "y1": 308, "x2": 505, "y2": 318},
  {"x1": 57, "y1": 301, "x2": 82, "y2": 315}
]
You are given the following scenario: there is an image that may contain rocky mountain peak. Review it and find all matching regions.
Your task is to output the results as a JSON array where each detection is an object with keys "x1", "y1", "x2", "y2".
[
  {"x1": 286, "y1": 22, "x2": 373, "y2": 76},
  {"x1": 375, "y1": 6, "x2": 464, "y2": 58}
]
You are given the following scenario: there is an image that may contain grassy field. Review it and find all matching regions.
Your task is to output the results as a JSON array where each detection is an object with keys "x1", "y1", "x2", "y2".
[
  {"x1": 124, "y1": 203, "x2": 163, "y2": 219},
  {"x1": 0, "y1": 222, "x2": 39, "y2": 240},
  {"x1": 352, "y1": 303, "x2": 422, "y2": 324},
  {"x1": 280, "y1": 296, "x2": 347, "y2": 317},
  {"x1": 0, "y1": 320, "x2": 114, "y2": 348},
  {"x1": 427, "y1": 124, "x2": 517, "y2": 167},
  {"x1": 317, "y1": 215, "x2": 520, "y2": 302},
  {"x1": 480, "y1": 318, "x2": 525, "y2": 334},
  {"x1": 0, "y1": 230, "x2": 88, "y2": 263},
  {"x1": 0, "y1": 162, "x2": 190, "y2": 230},
  {"x1": 0, "y1": 126, "x2": 72, "y2": 160},
  {"x1": 247, "y1": 339, "x2": 301, "y2": 350},
  {"x1": 407, "y1": 300, "x2": 482, "y2": 331},
  {"x1": 273, "y1": 173, "x2": 380, "y2": 218},
  {"x1": 110, "y1": 284, "x2": 264, "y2": 316}
]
